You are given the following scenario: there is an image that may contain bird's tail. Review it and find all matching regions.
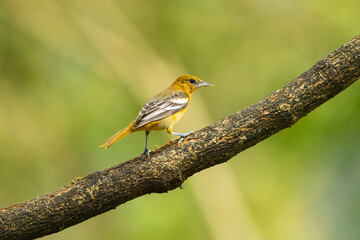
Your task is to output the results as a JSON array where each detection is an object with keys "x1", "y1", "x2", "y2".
[{"x1": 100, "y1": 121, "x2": 135, "y2": 149}]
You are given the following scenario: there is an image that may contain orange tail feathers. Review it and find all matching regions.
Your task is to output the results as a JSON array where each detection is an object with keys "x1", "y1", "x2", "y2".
[{"x1": 100, "y1": 121, "x2": 135, "y2": 149}]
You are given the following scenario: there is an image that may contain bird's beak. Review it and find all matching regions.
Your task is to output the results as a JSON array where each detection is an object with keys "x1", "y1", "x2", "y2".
[{"x1": 198, "y1": 80, "x2": 214, "y2": 88}]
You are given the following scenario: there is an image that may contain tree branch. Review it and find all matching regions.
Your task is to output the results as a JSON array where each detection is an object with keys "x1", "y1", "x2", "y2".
[{"x1": 1, "y1": 35, "x2": 360, "y2": 240}]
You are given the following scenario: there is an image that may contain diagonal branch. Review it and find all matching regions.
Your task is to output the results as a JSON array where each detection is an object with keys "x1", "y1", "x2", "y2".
[{"x1": 1, "y1": 35, "x2": 360, "y2": 240}]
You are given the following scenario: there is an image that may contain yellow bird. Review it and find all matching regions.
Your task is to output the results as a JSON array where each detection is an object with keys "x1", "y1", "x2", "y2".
[{"x1": 100, "y1": 75, "x2": 213, "y2": 157}]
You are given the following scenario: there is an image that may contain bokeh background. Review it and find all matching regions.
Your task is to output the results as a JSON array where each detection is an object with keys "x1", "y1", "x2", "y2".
[{"x1": 1, "y1": 0, "x2": 360, "y2": 239}]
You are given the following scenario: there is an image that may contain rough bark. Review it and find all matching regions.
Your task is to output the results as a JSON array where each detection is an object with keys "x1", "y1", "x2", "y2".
[{"x1": 1, "y1": 35, "x2": 360, "y2": 240}]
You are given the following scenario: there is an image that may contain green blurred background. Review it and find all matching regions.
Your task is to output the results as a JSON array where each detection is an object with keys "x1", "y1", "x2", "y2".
[{"x1": 0, "y1": 0, "x2": 360, "y2": 239}]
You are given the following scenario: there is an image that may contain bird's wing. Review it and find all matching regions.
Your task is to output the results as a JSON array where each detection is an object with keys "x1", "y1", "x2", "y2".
[{"x1": 133, "y1": 91, "x2": 189, "y2": 129}]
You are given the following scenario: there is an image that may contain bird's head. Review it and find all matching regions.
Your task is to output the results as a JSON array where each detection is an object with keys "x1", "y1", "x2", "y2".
[{"x1": 172, "y1": 75, "x2": 214, "y2": 94}]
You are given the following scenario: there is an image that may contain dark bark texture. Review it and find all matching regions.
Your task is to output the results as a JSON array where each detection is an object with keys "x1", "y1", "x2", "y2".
[{"x1": 1, "y1": 35, "x2": 360, "y2": 240}]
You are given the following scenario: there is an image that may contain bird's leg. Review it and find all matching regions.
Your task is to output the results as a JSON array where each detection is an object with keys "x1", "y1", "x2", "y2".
[
  {"x1": 172, "y1": 131, "x2": 193, "y2": 145},
  {"x1": 167, "y1": 127, "x2": 193, "y2": 145},
  {"x1": 143, "y1": 130, "x2": 151, "y2": 158}
]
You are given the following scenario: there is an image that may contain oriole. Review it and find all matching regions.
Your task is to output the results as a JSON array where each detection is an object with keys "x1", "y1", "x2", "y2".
[{"x1": 100, "y1": 75, "x2": 213, "y2": 158}]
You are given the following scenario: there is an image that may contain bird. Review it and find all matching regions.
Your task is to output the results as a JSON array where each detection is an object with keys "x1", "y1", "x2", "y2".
[{"x1": 100, "y1": 75, "x2": 213, "y2": 158}]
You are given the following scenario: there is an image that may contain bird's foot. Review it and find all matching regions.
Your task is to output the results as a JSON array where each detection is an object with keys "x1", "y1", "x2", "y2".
[
  {"x1": 176, "y1": 131, "x2": 193, "y2": 145},
  {"x1": 143, "y1": 148, "x2": 151, "y2": 159}
]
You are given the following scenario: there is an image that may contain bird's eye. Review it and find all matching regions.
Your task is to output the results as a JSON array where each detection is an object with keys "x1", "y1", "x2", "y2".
[{"x1": 189, "y1": 79, "x2": 196, "y2": 84}]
